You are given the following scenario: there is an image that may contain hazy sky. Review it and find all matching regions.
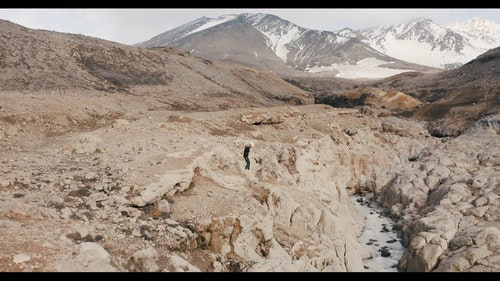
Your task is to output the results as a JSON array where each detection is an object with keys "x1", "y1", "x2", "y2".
[{"x1": 0, "y1": 8, "x2": 498, "y2": 45}]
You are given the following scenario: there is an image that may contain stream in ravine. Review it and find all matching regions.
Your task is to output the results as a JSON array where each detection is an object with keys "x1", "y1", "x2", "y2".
[{"x1": 351, "y1": 194, "x2": 406, "y2": 272}]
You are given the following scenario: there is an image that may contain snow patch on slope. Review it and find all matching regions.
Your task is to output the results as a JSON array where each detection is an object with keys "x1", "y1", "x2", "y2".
[
  {"x1": 260, "y1": 26, "x2": 302, "y2": 63},
  {"x1": 306, "y1": 58, "x2": 414, "y2": 79},
  {"x1": 183, "y1": 15, "x2": 238, "y2": 38},
  {"x1": 371, "y1": 39, "x2": 471, "y2": 69}
]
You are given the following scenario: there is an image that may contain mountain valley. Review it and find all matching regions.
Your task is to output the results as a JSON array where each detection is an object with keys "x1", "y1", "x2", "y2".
[{"x1": 0, "y1": 17, "x2": 499, "y2": 272}]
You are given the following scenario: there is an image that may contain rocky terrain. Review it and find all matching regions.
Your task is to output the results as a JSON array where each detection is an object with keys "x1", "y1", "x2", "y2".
[
  {"x1": 0, "y1": 19, "x2": 499, "y2": 272},
  {"x1": 289, "y1": 46, "x2": 500, "y2": 138}
]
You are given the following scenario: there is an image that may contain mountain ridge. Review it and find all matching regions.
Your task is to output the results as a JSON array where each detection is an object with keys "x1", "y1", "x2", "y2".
[
  {"x1": 136, "y1": 13, "x2": 500, "y2": 77},
  {"x1": 135, "y1": 13, "x2": 440, "y2": 79},
  {"x1": 355, "y1": 17, "x2": 500, "y2": 69}
]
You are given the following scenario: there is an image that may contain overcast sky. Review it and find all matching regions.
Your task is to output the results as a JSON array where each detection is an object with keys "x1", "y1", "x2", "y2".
[{"x1": 0, "y1": 8, "x2": 498, "y2": 45}]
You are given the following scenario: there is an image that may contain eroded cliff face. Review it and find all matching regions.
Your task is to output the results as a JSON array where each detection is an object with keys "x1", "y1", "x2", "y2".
[
  {"x1": 0, "y1": 100, "x2": 498, "y2": 272},
  {"x1": 380, "y1": 114, "x2": 500, "y2": 272}
]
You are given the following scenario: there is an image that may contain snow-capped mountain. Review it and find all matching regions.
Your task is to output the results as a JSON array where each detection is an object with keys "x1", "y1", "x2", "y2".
[
  {"x1": 350, "y1": 17, "x2": 500, "y2": 69},
  {"x1": 448, "y1": 17, "x2": 500, "y2": 49},
  {"x1": 135, "y1": 13, "x2": 499, "y2": 79},
  {"x1": 136, "y1": 13, "x2": 434, "y2": 79}
]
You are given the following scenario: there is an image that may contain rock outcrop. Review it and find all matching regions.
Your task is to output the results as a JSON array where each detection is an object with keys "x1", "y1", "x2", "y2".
[{"x1": 380, "y1": 114, "x2": 500, "y2": 272}]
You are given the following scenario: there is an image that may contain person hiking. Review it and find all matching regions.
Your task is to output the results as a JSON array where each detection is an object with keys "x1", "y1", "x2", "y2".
[{"x1": 243, "y1": 142, "x2": 254, "y2": 170}]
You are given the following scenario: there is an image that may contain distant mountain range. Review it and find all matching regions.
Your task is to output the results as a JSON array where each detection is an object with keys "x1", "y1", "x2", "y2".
[
  {"x1": 135, "y1": 14, "x2": 500, "y2": 79},
  {"x1": 342, "y1": 17, "x2": 500, "y2": 69}
]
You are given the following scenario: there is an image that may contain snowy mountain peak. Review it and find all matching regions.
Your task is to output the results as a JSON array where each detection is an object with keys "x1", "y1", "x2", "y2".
[
  {"x1": 136, "y1": 13, "x2": 499, "y2": 78},
  {"x1": 358, "y1": 17, "x2": 499, "y2": 69},
  {"x1": 450, "y1": 17, "x2": 498, "y2": 29},
  {"x1": 447, "y1": 17, "x2": 500, "y2": 48}
]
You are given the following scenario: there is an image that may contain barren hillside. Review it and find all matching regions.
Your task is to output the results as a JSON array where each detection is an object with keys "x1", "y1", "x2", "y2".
[
  {"x1": 0, "y1": 19, "x2": 313, "y2": 112},
  {"x1": 289, "y1": 46, "x2": 500, "y2": 137}
]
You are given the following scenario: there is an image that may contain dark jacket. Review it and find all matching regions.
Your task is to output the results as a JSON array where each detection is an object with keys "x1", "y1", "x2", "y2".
[{"x1": 243, "y1": 146, "x2": 250, "y2": 158}]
